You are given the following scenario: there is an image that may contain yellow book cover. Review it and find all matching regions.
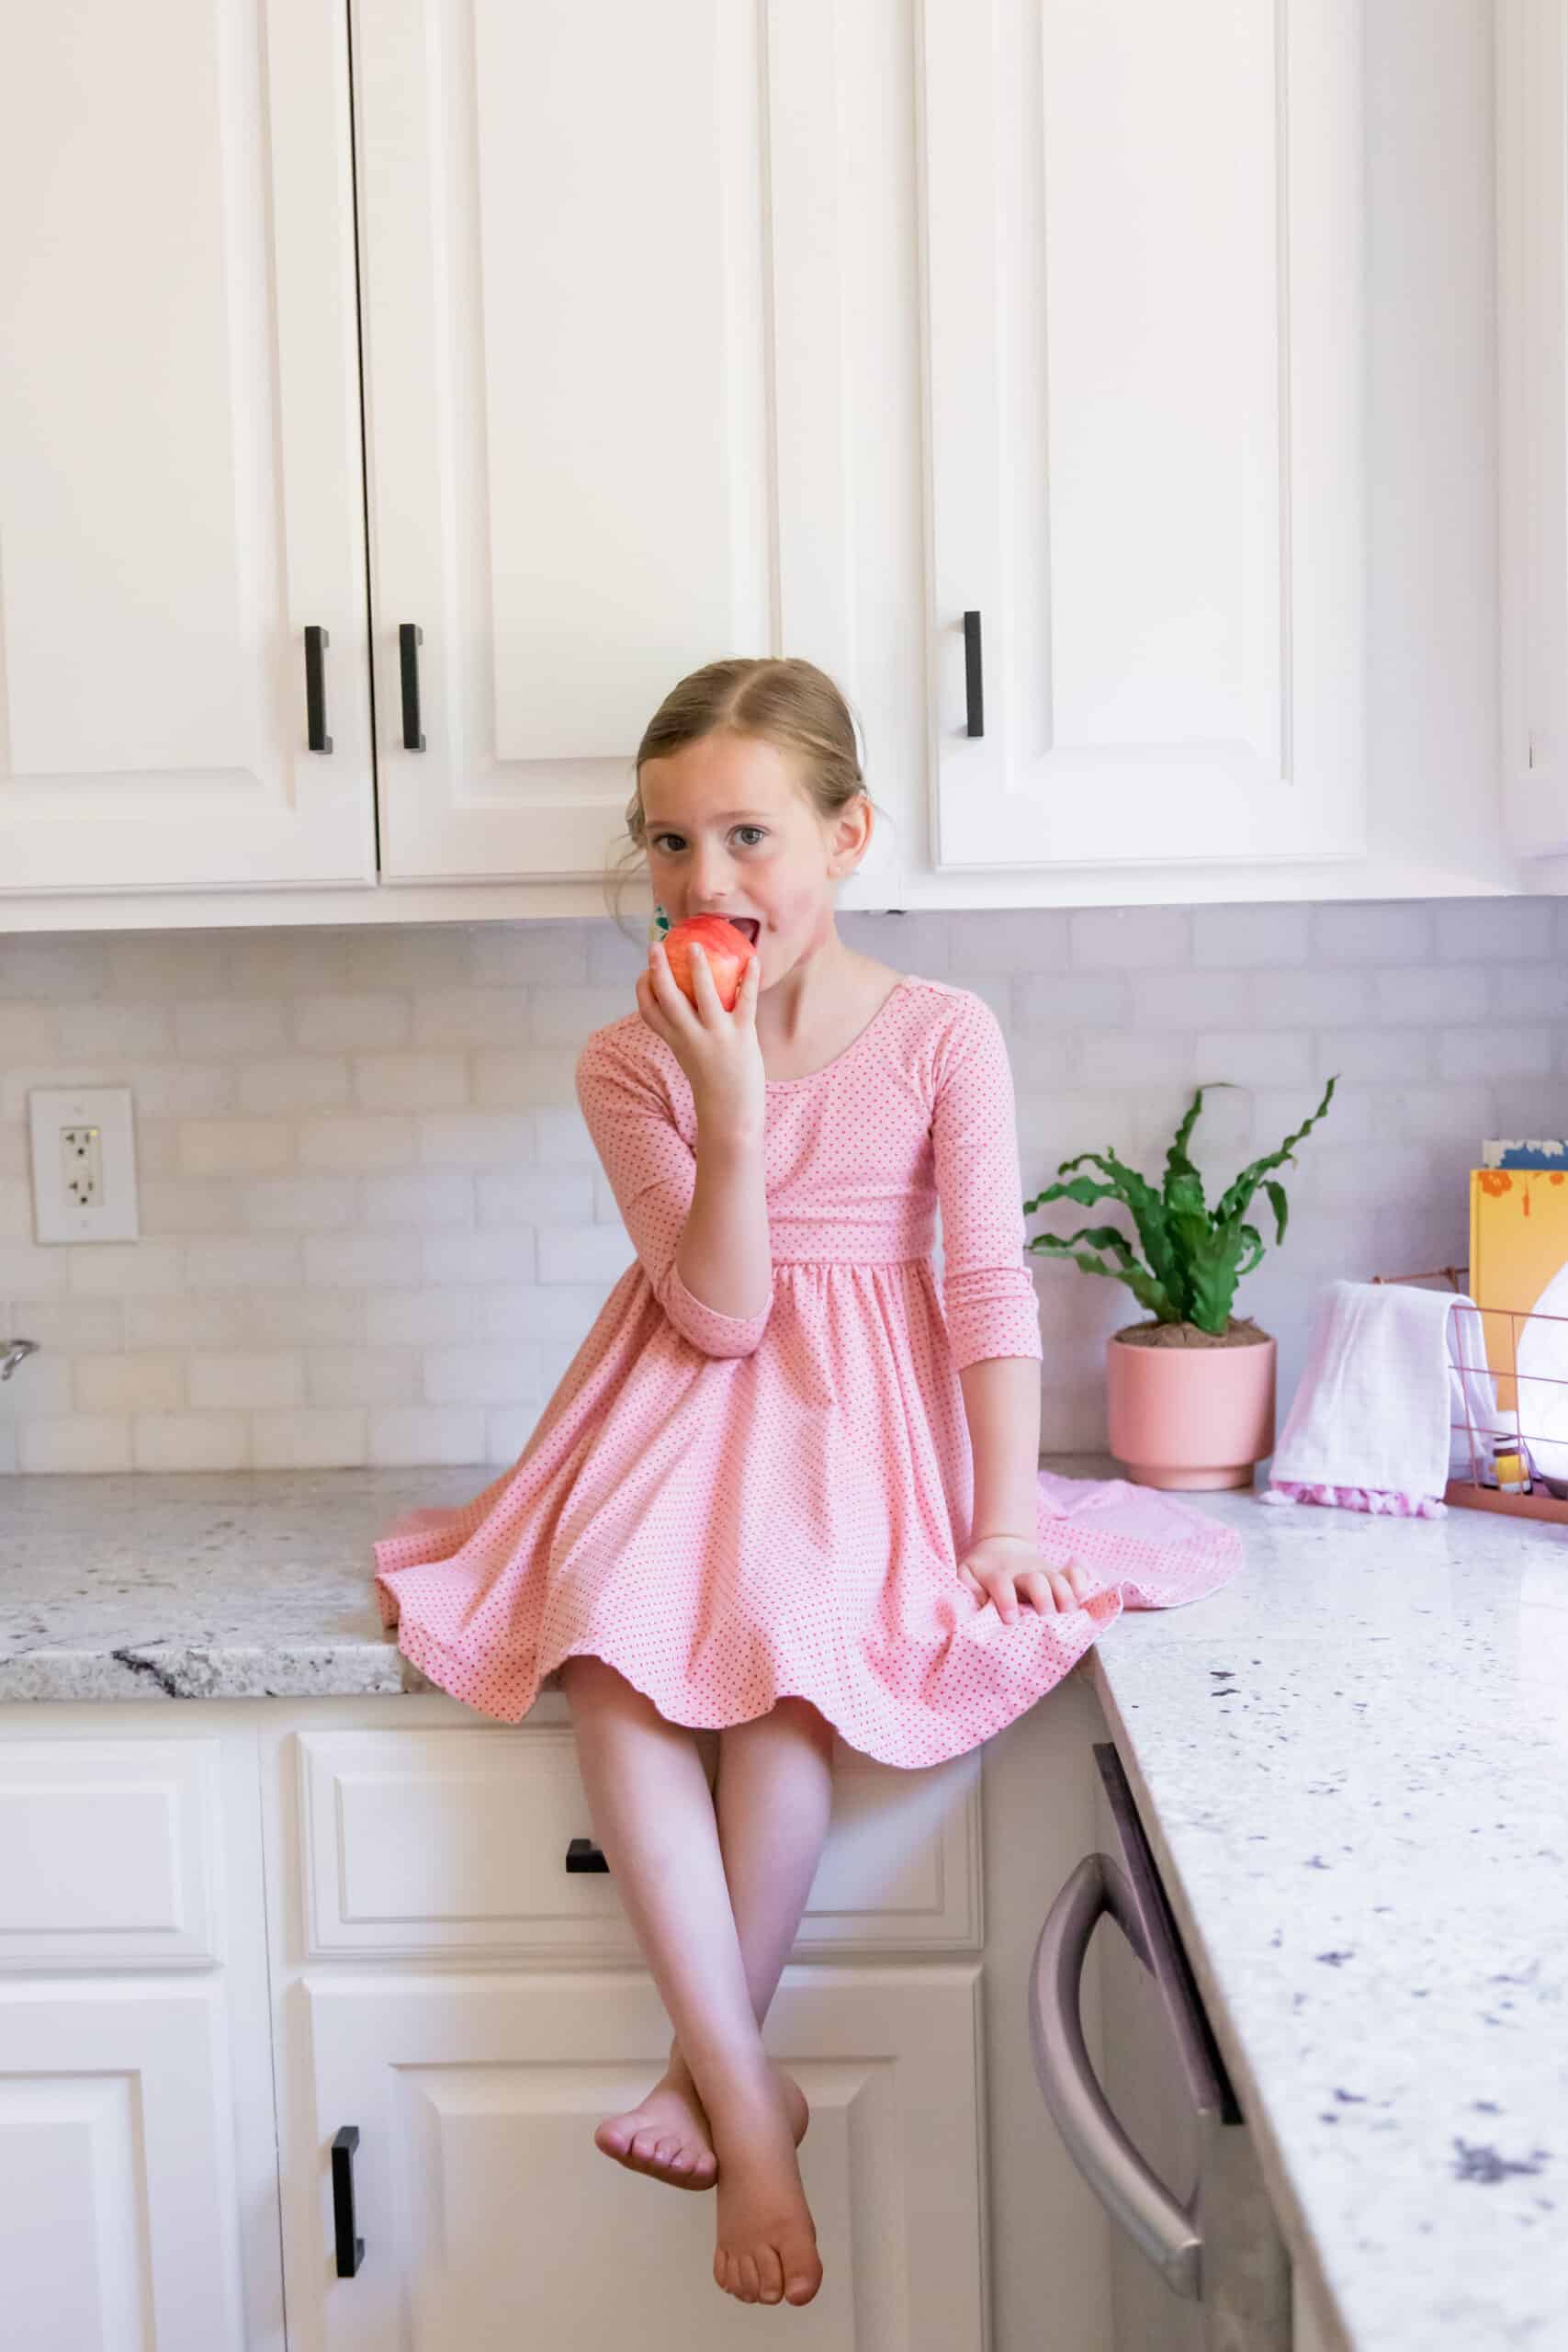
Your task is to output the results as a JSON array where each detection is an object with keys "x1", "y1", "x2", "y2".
[{"x1": 1468, "y1": 1167, "x2": 1568, "y2": 1472}]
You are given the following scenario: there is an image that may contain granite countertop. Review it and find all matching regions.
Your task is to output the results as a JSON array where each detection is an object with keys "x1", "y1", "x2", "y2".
[{"x1": 2, "y1": 1459, "x2": 1565, "y2": 2349}]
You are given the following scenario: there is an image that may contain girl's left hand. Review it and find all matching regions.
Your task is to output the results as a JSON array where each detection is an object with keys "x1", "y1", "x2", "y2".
[{"x1": 958, "y1": 1533, "x2": 1093, "y2": 1625}]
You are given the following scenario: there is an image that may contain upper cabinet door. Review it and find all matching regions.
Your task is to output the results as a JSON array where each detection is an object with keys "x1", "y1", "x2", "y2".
[
  {"x1": 0, "y1": 0, "x2": 376, "y2": 894},
  {"x1": 355, "y1": 0, "x2": 871, "y2": 887},
  {"x1": 919, "y1": 0, "x2": 1366, "y2": 873},
  {"x1": 1497, "y1": 0, "x2": 1568, "y2": 857}
]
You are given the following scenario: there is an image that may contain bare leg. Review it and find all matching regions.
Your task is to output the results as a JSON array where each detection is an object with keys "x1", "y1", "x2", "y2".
[
  {"x1": 559, "y1": 1655, "x2": 822, "y2": 2307},
  {"x1": 662, "y1": 1696, "x2": 835, "y2": 2155}
]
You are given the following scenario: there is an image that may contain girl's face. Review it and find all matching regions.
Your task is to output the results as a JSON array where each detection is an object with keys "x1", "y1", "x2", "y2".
[{"x1": 639, "y1": 729, "x2": 868, "y2": 983}]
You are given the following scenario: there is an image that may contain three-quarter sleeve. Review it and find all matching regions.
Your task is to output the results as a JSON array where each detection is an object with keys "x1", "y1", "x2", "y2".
[
  {"x1": 574, "y1": 1031, "x2": 773, "y2": 1359},
  {"x1": 930, "y1": 992, "x2": 1043, "y2": 1371}
]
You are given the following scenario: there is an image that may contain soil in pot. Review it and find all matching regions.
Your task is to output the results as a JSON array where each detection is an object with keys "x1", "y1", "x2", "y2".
[{"x1": 1112, "y1": 1317, "x2": 1270, "y2": 1350}]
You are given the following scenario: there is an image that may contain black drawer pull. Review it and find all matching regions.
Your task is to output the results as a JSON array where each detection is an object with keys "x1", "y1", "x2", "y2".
[
  {"x1": 399, "y1": 622, "x2": 426, "y2": 752},
  {"x1": 964, "y1": 609, "x2": 984, "y2": 738},
  {"x1": 331, "y1": 2124, "x2": 365, "y2": 2277},
  {"x1": 566, "y1": 1836, "x2": 610, "y2": 1873},
  {"x1": 304, "y1": 625, "x2": 333, "y2": 752}
]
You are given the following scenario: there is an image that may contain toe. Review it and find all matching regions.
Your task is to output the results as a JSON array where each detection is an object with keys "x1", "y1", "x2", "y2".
[
  {"x1": 738, "y1": 2253, "x2": 761, "y2": 2302},
  {"x1": 757, "y1": 2245, "x2": 785, "y2": 2304},
  {"x1": 784, "y1": 2245, "x2": 823, "y2": 2305}
]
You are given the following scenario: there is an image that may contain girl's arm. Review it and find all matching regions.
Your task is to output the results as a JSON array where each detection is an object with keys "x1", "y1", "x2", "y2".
[
  {"x1": 575, "y1": 1036, "x2": 773, "y2": 1356},
  {"x1": 930, "y1": 992, "x2": 1046, "y2": 1540},
  {"x1": 674, "y1": 1113, "x2": 771, "y2": 1325},
  {"x1": 959, "y1": 1355, "x2": 1043, "y2": 1541}
]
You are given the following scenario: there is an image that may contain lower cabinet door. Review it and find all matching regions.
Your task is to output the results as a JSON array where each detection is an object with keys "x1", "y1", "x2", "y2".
[
  {"x1": 292, "y1": 1964, "x2": 986, "y2": 2350},
  {"x1": 0, "y1": 1982, "x2": 244, "y2": 2350}
]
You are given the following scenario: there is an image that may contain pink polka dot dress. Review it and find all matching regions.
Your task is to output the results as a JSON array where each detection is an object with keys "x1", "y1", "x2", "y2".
[{"x1": 373, "y1": 975, "x2": 1241, "y2": 1769}]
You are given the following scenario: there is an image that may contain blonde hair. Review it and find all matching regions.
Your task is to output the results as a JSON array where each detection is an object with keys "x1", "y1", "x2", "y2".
[{"x1": 603, "y1": 657, "x2": 886, "y2": 939}]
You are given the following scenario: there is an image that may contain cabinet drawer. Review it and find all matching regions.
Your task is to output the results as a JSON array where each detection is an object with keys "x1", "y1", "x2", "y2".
[
  {"x1": 0, "y1": 1737, "x2": 223, "y2": 1969},
  {"x1": 297, "y1": 1726, "x2": 981, "y2": 1961}
]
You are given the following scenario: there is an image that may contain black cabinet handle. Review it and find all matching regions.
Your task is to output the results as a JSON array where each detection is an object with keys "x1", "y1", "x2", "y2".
[
  {"x1": 964, "y1": 610, "x2": 984, "y2": 738},
  {"x1": 331, "y1": 2125, "x2": 366, "y2": 2277},
  {"x1": 565, "y1": 1836, "x2": 610, "y2": 1873},
  {"x1": 399, "y1": 622, "x2": 426, "y2": 752},
  {"x1": 304, "y1": 626, "x2": 333, "y2": 753}
]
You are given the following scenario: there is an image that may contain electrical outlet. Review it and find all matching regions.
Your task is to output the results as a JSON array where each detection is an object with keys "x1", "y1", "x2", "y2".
[
  {"x1": 62, "y1": 1125, "x2": 104, "y2": 1209},
  {"x1": 29, "y1": 1088, "x2": 140, "y2": 1244}
]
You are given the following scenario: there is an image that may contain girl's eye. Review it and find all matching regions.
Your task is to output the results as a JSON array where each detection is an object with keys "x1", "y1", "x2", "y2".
[{"x1": 651, "y1": 827, "x2": 766, "y2": 853}]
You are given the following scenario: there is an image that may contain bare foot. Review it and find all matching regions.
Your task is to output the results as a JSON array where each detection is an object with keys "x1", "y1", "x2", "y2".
[
  {"x1": 709, "y1": 2065, "x2": 822, "y2": 2307},
  {"x1": 595, "y1": 2043, "x2": 808, "y2": 2192}
]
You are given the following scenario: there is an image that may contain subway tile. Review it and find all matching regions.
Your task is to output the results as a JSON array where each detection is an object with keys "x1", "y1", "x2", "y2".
[
  {"x1": 189, "y1": 1353, "x2": 306, "y2": 1411},
  {"x1": 476, "y1": 1169, "x2": 597, "y2": 1227},
  {"x1": 368, "y1": 1406, "x2": 488, "y2": 1466},
  {"x1": 413, "y1": 983, "x2": 536, "y2": 1048},
  {"x1": 1192, "y1": 905, "x2": 1311, "y2": 966},
  {"x1": 74, "y1": 1354, "x2": 185, "y2": 1416},
  {"x1": 250, "y1": 1409, "x2": 367, "y2": 1469},
  {"x1": 416, "y1": 1114, "x2": 535, "y2": 1170},
  {"x1": 0, "y1": 939, "x2": 112, "y2": 1001},
  {"x1": 1374, "y1": 964, "x2": 1491, "y2": 1025},
  {"x1": 17, "y1": 1415, "x2": 132, "y2": 1472},
  {"x1": 306, "y1": 1350, "x2": 422, "y2": 1408},
  {"x1": 184, "y1": 1236, "x2": 303, "y2": 1292},
  {"x1": 1070, "y1": 908, "x2": 1192, "y2": 970},
  {"x1": 1434, "y1": 899, "x2": 1556, "y2": 962},
  {"x1": 1309, "y1": 901, "x2": 1434, "y2": 964},
  {"x1": 298, "y1": 1116, "x2": 417, "y2": 1171},
  {"x1": 424, "y1": 1345, "x2": 543, "y2": 1407},
  {"x1": 238, "y1": 1058, "x2": 353, "y2": 1117},
  {"x1": 175, "y1": 1001, "x2": 288, "y2": 1058},
  {"x1": 238, "y1": 1175, "x2": 358, "y2": 1230},
  {"x1": 303, "y1": 1230, "x2": 420, "y2": 1291},
  {"x1": 180, "y1": 1120, "x2": 295, "y2": 1177},
  {"x1": 423, "y1": 1229, "x2": 537, "y2": 1286},
  {"x1": 360, "y1": 1170, "x2": 476, "y2": 1227},
  {"x1": 475, "y1": 925, "x2": 592, "y2": 986},
  {"x1": 292, "y1": 994, "x2": 412, "y2": 1054},
  {"x1": 68, "y1": 1241, "x2": 186, "y2": 1298},
  {"x1": 132, "y1": 1414, "x2": 250, "y2": 1472},
  {"x1": 354, "y1": 1053, "x2": 468, "y2": 1113}
]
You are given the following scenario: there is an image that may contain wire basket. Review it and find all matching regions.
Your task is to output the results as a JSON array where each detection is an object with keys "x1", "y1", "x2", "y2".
[{"x1": 1371, "y1": 1264, "x2": 1568, "y2": 1523}]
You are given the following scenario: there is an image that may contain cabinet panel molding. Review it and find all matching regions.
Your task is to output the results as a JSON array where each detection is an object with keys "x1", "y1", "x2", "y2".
[
  {"x1": 0, "y1": 1736, "x2": 223, "y2": 1969},
  {"x1": 297, "y1": 1723, "x2": 981, "y2": 1960}
]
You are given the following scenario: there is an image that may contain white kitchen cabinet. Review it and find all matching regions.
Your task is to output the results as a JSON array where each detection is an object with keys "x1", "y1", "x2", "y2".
[
  {"x1": 0, "y1": 1724, "x2": 282, "y2": 2349},
  {"x1": 1496, "y1": 0, "x2": 1568, "y2": 858},
  {"x1": 0, "y1": 0, "x2": 376, "y2": 897},
  {"x1": 346, "y1": 0, "x2": 905, "y2": 896},
  {"x1": 918, "y1": 0, "x2": 1366, "y2": 876},
  {"x1": 291, "y1": 1964, "x2": 984, "y2": 2352},
  {"x1": 0, "y1": 1980, "x2": 247, "y2": 2351}
]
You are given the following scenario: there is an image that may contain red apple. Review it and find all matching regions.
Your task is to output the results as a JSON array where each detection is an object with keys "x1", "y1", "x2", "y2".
[{"x1": 660, "y1": 915, "x2": 757, "y2": 1011}]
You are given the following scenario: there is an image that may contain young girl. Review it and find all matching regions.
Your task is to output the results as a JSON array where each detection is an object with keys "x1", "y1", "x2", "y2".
[{"x1": 373, "y1": 658, "x2": 1240, "y2": 2312}]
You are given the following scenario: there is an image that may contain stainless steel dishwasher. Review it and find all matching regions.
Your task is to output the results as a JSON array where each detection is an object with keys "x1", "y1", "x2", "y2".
[{"x1": 1029, "y1": 1740, "x2": 1292, "y2": 2351}]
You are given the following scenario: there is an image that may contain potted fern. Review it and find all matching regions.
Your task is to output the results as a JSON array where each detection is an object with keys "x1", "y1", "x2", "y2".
[{"x1": 1024, "y1": 1077, "x2": 1337, "y2": 1490}]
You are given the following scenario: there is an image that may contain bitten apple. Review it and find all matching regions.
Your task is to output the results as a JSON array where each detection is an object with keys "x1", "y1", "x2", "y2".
[{"x1": 660, "y1": 915, "x2": 757, "y2": 1012}]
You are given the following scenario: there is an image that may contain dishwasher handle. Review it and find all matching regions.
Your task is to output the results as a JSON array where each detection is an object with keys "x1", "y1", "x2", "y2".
[{"x1": 1028, "y1": 1850, "x2": 1201, "y2": 2301}]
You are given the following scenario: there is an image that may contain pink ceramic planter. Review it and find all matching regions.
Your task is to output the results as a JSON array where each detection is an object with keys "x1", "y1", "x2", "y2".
[{"x1": 1106, "y1": 1329, "x2": 1277, "y2": 1491}]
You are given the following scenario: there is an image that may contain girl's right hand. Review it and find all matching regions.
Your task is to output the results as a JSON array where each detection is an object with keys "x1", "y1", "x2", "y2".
[{"x1": 637, "y1": 936, "x2": 765, "y2": 1135}]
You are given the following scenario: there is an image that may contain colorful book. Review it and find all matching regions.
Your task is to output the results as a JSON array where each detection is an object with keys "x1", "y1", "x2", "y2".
[
  {"x1": 1482, "y1": 1139, "x2": 1568, "y2": 1169},
  {"x1": 1468, "y1": 1167, "x2": 1568, "y2": 1477}
]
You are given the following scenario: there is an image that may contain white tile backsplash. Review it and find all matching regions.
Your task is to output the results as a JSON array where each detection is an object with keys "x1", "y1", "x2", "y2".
[{"x1": 0, "y1": 901, "x2": 1560, "y2": 1473}]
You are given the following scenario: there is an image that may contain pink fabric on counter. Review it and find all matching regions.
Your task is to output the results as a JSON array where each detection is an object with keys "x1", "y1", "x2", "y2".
[{"x1": 1262, "y1": 1479, "x2": 1446, "y2": 1518}]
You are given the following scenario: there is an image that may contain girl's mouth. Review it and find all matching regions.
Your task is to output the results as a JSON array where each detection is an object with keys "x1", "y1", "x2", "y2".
[{"x1": 728, "y1": 918, "x2": 761, "y2": 945}]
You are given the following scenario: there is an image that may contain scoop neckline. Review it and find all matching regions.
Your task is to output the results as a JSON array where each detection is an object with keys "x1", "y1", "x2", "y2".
[{"x1": 763, "y1": 971, "x2": 912, "y2": 1088}]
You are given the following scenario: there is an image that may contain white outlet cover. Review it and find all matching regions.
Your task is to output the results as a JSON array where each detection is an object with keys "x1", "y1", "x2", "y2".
[{"x1": 28, "y1": 1086, "x2": 141, "y2": 1244}]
